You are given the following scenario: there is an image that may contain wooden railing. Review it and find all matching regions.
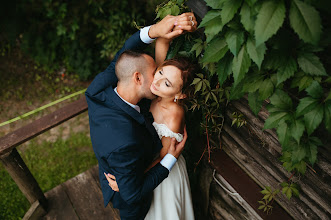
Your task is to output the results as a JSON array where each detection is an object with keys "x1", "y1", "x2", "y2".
[{"x1": 0, "y1": 97, "x2": 88, "y2": 217}]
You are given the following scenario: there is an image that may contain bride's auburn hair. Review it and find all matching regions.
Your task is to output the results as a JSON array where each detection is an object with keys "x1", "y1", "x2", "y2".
[{"x1": 158, "y1": 57, "x2": 197, "y2": 99}]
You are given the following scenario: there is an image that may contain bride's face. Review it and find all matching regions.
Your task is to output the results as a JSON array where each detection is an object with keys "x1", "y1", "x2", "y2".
[{"x1": 150, "y1": 65, "x2": 183, "y2": 99}]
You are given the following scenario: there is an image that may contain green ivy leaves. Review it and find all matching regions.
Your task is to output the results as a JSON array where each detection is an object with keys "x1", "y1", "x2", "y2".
[
  {"x1": 297, "y1": 52, "x2": 327, "y2": 76},
  {"x1": 281, "y1": 182, "x2": 300, "y2": 200},
  {"x1": 156, "y1": 0, "x2": 182, "y2": 20},
  {"x1": 188, "y1": 0, "x2": 329, "y2": 195},
  {"x1": 297, "y1": 81, "x2": 329, "y2": 135},
  {"x1": 225, "y1": 30, "x2": 244, "y2": 57},
  {"x1": 220, "y1": 0, "x2": 243, "y2": 25},
  {"x1": 232, "y1": 45, "x2": 251, "y2": 86},
  {"x1": 264, "y1": 90, "x2": 292, "y2": 130},
  {"x1": 246, "y1": 37, "x2": 266, "y2": 69},
  {"x1": 254, "y1": 0, "x2": 286, "y2": 46},
  {"x1": 289, "y1": 0, "x2": 322, "y2": 45},
  {"x1": 199, "y1": 10, "x2": 223, "y2": 42},
  {"x1": 276, "y1": 57, "x2": 297, "y2": 86},
  {"x1": 201, "y1": 38, "x2": 228, "y2": 63}
]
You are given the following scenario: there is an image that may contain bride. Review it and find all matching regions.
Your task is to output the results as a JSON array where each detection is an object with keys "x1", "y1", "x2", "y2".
[
  {"x1": 144, "y1": 37, "x2": 196, "y2": 220},
  {"x1": 106, "y1": 19, "x2": 197, "y2": 220}
]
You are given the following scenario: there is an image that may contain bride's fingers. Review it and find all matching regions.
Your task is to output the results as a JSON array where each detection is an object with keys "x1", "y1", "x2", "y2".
[
  {"x1": 176, "y1": 13, "x2": 197, "y2": 22},
  {"x1": 182, "y1": 126, "x2": 187, "y2": 143},
  {"x1": 176, "y1": 22, "x2": 197, "y2": 30},
  {"x1": 164, "y1": 29, "x2": 184, "y2": 39},
  {"x1": 178, "y1": 12, "x2": 195, "y2": 19},
  {"x1": 175, "y1": 18, "x2": 197, "y2": 31},
  {"x1": 104, "y1": 172, "x2": 112, "y2": 183},
  {"x1": 169, "y1": 137, "x2": 176, "y2": 151},
  {"x1": 107, "y1": 173, "x2": 116, "y2": 180}
]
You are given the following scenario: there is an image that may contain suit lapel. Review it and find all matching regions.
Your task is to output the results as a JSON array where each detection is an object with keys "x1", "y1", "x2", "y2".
[
  {"x1": 105, "y1": 86, "x2": 145, "y2": 124},
  {"x1": 106, "y1": 86, "x2": 163, "y2": 153}
]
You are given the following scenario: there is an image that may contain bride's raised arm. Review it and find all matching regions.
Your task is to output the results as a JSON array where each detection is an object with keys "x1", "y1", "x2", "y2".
[
  {"x1": 155, "y1": 12, "x2": 198, "y2": 67},
  {"x1": 155, "y1": 38, "x2": 171, "y2": 67}
]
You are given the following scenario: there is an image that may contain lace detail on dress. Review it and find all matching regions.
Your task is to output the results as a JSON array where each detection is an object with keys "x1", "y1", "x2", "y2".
[{"x1": 152, "y1": 122, "x2": 184, "y2": 142}]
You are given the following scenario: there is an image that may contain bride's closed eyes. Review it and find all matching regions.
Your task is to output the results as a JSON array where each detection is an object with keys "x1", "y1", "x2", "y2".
[
  {"x1": 150, "y1": 65, "x2": 183, "y2": 98},
  {"x1": 157, "y1": 69, "x2": 172, "y2": 87}
]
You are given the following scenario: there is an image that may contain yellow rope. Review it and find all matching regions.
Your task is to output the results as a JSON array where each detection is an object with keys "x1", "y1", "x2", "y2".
[{"x1": 0, "y1": 88, "x2": 87, "y2": 127}]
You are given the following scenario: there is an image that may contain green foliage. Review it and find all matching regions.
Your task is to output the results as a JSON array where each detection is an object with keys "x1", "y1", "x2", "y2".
[
  {"x1": 254, "y1": 0, "x2": 286, "y2": 46},
  {"x1": 158, "y1": 0, "x2": 330, "y2": 215},
  {"x1": 157, "y1": 0, "x2": 329, "y2": 213},
  {"x1": 258, "y1": 186, "x2": 279, "y2": 214},
  {"x1": 258, "y1": 181, "x2": 300, "y2": 215},
  {"x1": 1, "y1": 0, "x2": 155, "y2": 80},
  {"x1": 281, "y1": 182, "x2": 300, "y2": 200},
  {"x1": 156, "y1": 0, "x2": 188, "y2": 19},
  {"x1": 289, "y1": 0, "x2": 322, "y2": 45},
  {"x1": 189, "y1": 0, "x2": 330, "y2": 176},
  {"x1": 231, "y1": 112, "x2": 247, "y2": 128}
]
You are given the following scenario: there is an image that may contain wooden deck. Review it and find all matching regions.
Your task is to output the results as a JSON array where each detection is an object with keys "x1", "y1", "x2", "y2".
[{"x1": 42, "y1": 165, "x2": 120, "y2": 220}]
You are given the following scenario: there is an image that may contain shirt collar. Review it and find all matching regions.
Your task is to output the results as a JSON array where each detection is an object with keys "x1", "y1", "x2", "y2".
[{"x1": 114, "y1": 87, "x2": 141, "y2": 113}]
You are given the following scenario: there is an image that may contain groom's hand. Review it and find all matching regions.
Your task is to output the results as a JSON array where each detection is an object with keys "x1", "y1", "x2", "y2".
[
  {"x1": 168, "y1": 126, "x2": 188, "y2": 159},
  {"x1": 149, "y1": 15, "x2": 182, "y2": 40},
  {"x1": 104, "y1": 172, "x2": 119, "y2": 192}
]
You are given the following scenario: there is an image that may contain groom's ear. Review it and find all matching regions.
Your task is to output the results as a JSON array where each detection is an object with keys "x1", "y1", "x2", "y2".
[{"x1": 133, "y1": 72, "x2": 143, "y2": 85}]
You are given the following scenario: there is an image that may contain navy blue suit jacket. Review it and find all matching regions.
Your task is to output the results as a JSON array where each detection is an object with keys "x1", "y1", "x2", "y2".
[{"x1": 85, "y1": 30, "x2": 169, "y2": 219}]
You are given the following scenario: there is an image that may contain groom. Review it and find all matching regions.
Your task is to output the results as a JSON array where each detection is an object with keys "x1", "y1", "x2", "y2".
[{"x1": 86, "y1": 14, "x2": 197, "y2": 220}]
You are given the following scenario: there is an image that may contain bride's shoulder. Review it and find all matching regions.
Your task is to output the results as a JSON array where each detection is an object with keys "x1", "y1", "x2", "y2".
[{"x1": 166, "y1": 104, "x2": 185, "y2": 133}]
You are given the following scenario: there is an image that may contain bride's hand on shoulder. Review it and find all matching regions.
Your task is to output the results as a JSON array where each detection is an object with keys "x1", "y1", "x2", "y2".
[
  {"x1": 167, "y1": 126, "x2": 188, "y2": 159},
  {"x1": 104, "y1": 172, "x2": 119, "y2": 192}
]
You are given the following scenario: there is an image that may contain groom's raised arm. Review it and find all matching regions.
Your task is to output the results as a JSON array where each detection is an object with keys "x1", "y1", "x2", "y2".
[
  {"x1": 85, "y1": 15, "x2": 186, "y2": 100},
  {"x1": 85, "y1": 27, "x2": 152, "y2": 99}
]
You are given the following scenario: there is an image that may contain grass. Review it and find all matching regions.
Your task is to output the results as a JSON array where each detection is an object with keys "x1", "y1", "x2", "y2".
[{"x1": 0, "y1": 132, "x2": 97, "y2": 220}]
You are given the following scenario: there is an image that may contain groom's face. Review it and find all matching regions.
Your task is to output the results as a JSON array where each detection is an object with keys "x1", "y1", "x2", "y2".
[{"x1": 142, "y1": 54, "x2": 157, "y2": 99}]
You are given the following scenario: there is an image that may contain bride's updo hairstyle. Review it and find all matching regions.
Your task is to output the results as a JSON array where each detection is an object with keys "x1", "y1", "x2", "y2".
[{"x1": 158, "y1": 57, "x2": 197, "y2": 102}]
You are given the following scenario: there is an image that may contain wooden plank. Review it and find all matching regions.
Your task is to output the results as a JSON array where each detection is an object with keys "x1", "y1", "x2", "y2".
[
  {"x1": 0, "y1": 97, "x2": 87, "y2": 156},
  {"x1": 186, "y1": 0, "x2": 208, "y2": 20},
  {"x1": 220, "y1": 126, "x2": 330, "y2": 219},
  {"x1": 228, "y1": 99, "x2": 331, "y2": 217},
  {"x1": 89, "y1": 165, "x2": 101, "y2": 189},
  {"x1": 87, "y1": 165, "x2": 120, "y2": 218},
  {"x1": 22, "y1": 200, "x2": 47, "y2": 220},
  {"x1": 209, "y1": 146, "x2": 292, "y2": 220},
  {"x1": 0, "y1": 149, "x2": 47, "y2": 208},
  {"x1": 231, "y1": 100, "x2": 282, "y2": 155},
  {"x1": 225, "y1": 119, "x2": 331, "y2": 215},
  {"x1": 63, "y1": 169, "x2": 120, "y2": 220},
  {"x1": 42, "y1": 184, "x2": 78, "y2": 220}
]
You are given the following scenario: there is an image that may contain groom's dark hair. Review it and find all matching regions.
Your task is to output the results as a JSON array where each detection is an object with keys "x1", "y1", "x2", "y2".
[{"x1": 115, "y1": 50, "x2": 150, "y2": 83}]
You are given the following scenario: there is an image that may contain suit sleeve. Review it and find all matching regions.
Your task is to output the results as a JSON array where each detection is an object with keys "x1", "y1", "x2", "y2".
[
  {"x1": 107, "y1": 143, "x2": 169, "y2": 205},
  {"x1": 85, "y1": 30, "x2": 149, "y2": 100}
]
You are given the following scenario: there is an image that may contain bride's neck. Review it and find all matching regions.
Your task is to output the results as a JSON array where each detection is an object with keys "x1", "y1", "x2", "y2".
[{"x1": 156, "y1": 97, "x2": 175, "y2": 106}]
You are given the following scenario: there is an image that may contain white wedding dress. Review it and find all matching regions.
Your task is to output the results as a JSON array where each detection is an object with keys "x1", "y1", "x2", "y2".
[{"x1": 145, "y1": 122, "x2": 195, "y2": 220}]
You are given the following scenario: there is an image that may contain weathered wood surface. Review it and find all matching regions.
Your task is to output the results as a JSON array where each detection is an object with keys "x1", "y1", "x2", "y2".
[
  {"x1": 22, "y1": 200, "x2": 47, "y2": 220},
  {"x1": 186, "y1": 0, "x2": 208, "y2": 21},
  {"x1": 0, "y1": 148, "x2": 47, "y2": 209},
  {"x1": 220, "y1": 98, "x2": 331, "y2": 219},
  {"x1": 41, "y1": 165, "x2": 120, "y2": 220},
  {"x1": 209, "y1": 150, "x2": 292, "y2": 220},
  {"x1": 0, "y1": 97, "x2": 87, "y2": 156}
]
